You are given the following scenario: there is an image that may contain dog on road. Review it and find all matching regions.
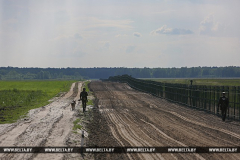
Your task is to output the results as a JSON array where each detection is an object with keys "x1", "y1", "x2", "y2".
[{"x1": 71, "y1": 100, "x2": 76, "y2": 111}]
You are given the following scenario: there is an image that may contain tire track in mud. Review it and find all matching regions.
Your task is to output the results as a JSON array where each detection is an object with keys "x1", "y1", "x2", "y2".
[
  {"x1": 112, "y1": 100, "x2": 205, "y2": 160},
  {"x1": 0, "y1": 82, "x2": 81, "y2": 160},
  {"x1": 96, "y1": 85, "x2": 167, "y2": 160},
  {"x1": 90, "y1": 82, "x2": 182, "y2": 160},
  {"x1": 118, "y1": 85, "x2": 240, "y2": 160},
  {"x1": 89, "y1": 81, "x2": 240, "y2": 160},
  {"x1": 124, "y1": 91, "x2": 240, "y2": 147},
  {"x1": 34, "y1": 82, "x2": 83, "y2": 160},
  {"x1": 106, "y1": 112, "x2": 165, "y2": 160}
]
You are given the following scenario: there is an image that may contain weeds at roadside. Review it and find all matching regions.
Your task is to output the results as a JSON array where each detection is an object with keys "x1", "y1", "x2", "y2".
[
  {"x1": 73, "y1": 118, "x2": 82, "y2": 133},
  {"x1": 83, "y1": 81, "x2": 95, "y2": 106},
  {"x1": 72, "y1": 81, "x2": 94, "y2": 135},
  {"x1": 82, "y1": 81, "x2": 90, "y2": 92}
]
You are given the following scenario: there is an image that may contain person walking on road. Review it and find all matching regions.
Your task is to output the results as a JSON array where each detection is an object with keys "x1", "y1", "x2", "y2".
[
  {"x1": 218, "y1": 92, "x2": 229, "y2": 121},
  {"x1": 79, "y1": 88, "x2": 88, "y2": 112}
]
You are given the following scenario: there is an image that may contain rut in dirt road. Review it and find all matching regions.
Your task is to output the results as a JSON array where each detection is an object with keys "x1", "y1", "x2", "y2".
[
  {"x1": 89, "y1": 81, "x2": 240, "y2": 160},
  {"x1": 0, "y1": 82, "x2": 83, "y2": 160}
]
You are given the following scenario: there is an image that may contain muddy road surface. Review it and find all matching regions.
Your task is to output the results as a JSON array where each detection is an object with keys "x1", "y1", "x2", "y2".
[
  {"x1": 88, "y1": 81, "x2": 240, "y2": 160},
  {"x1": 0, "y1": 82, "x2": 90, "y2": 160}
]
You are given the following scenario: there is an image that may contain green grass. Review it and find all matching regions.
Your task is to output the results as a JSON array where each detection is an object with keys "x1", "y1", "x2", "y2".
[
  {"x1": 87, "y1": 99, "x2": 93, "y2": 106},
  {"x1": 82, "y1": 80, "x2": 90, "y2": 92},
  {"x1": 73, "y1": 118, "x2": 82, "y2": 133},
  {"x1": 0, "y1": 80, "x2": 76, "y2": 123},
  {"x1": 0, "y1": 80, "x2": 75, "y2": 97},
  {"x1": 147, "y1": 78, "x2": 240, "y2": 86},
  {"x1": 82, "y1": 81, "x2": 94, "y2": 106}
]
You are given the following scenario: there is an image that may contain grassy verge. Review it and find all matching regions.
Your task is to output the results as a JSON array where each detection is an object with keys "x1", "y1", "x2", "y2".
[
  {"x1": 82, "y1": 81, "x2": 94, "y2": 105},
  {"x1": 73, "y1": 118, "x2": 82, "y2": 133},
  {"x1": 72, "y1": 81, "x2": 94, "y2": 135},
  {"x1": 82, "y1": 81, "x2": 90, "y2": 92},
  {"x1": 0, "y1": 80, "x2": 76, "y2": 123}
]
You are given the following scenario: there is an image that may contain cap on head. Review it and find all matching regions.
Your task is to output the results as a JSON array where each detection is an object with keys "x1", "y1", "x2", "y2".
[{"x1": 83, "y1": 88, "x2": 86, "y2": 91}]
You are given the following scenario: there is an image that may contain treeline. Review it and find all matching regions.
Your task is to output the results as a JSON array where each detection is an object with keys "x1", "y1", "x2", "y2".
[{"x1": 0, "y1": 66, "x2": 240, "y2": 80}]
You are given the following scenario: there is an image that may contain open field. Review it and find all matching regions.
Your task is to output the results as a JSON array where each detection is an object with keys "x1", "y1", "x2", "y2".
[
  {"x1": 144, "y1": 78, "x2": 240, "y2": 86},
  {"x1": 0, "y1": 80, "x2": 76, "y2": 95},
  {"x1": 0, "y1": 80, "x2": 76, "y2": 123}
]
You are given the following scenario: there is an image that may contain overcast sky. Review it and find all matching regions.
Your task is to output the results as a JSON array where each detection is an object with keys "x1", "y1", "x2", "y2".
[{"x1": 0, "y1": 0, "x2": 240, "y2": 68}]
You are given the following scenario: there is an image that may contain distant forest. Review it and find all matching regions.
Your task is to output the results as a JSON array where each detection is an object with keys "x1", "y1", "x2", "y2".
[{"x1": 0, "y1": 66, "x2": 240, "y2": 80}]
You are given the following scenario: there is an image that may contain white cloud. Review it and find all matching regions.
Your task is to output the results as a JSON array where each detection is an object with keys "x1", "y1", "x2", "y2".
[
  {"x1": 133, "y1": 32, "x2": 142, "y2": 37},
  {"x1": 74, "y1": 33, "x2": 83, "y2": 40},
  {"x1": 96, "y1": 41, "x2": 110, "y2": 52},
  {"x1": 151, "y1": 25, "x2": 193, "y2": 35},
  {"x1": 115, "y1": 34, "x2": 128, "y2": 38},
  {"x1": 4, "y1": 18, "x2": 18, "y2": 25},
  {"x1": 104, "y1": 42, "x2": 110, "y2": 49},
  {"x1": 199, "y1": 14, "x2": 222, "y2": 36},
  {"x1": 1, "y1": 0, "x2": 240, "y2": 68},
  {"x1": 126, "y1": 46, "x2": 136, "y2": 53},
  {"x1": 82, "y1": 17, "x2": 134, "y2": 31}
]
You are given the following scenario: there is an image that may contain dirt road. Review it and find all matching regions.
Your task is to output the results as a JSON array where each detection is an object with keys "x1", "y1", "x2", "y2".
[
  {"x1": 88, "y1": 81, "x2": 240, "y2": 160},
  {"x1": 1, "y1": 80, "x2": 240, "y2": 160},
  {"x1": 0, "y1": 82, "x2": 87, "y2": 160}
]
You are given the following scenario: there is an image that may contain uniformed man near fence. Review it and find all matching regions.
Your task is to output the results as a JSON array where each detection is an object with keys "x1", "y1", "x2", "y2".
[
  {"x1": 79, "y1": 88, "x2": 88, "y2": 112},
  {"x1": 218, "y1": 92, "x2": 229, "y2": 121}
]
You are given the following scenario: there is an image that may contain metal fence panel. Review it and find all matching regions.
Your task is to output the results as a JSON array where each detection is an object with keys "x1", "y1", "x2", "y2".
[{"x1": 107, "y1": 75, "x2": 240, "y2": 121}]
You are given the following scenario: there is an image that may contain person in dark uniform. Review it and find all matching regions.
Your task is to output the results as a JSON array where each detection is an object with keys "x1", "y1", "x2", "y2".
[
  {"x1": 218, "y1": 92, "x2": 229, "y2": 121},
  {"x1": 79, "y1": 88, "x2": 88, "y2": 112}
]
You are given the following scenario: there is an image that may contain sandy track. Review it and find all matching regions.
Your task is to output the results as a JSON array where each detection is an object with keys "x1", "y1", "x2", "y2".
[
  {"x1": 89, "y1": 81, "x2": 240, "y2": 160},
  {"x1": 0, "y1": 82, "x2": 82, "y2": 160}
]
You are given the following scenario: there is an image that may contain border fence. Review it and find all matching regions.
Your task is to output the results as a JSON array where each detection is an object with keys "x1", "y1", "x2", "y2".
[{"x1": 106, "y1": 75, "x2": 240, "y2": 121}]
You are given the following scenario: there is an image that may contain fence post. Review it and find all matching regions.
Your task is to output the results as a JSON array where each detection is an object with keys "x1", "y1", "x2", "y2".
[
  {"x1": 227, "y1": 86, "x2": 230, "y2": 119},
  {"x1": 193, "y1": 86, "x2": 196, "y2": 108},
  {"x1": 209, "y1": 86, "x2": 211, "y2": 112},
  {"x1": 216, "y1": 86, "x2": 219, "y2": 114},
  {"x1": 213, "y1": 87, "x2": 218, "y2": 114},
  {"x1": 199, "y1": 86, "x2": 202, "y2": 109},
  {"x1": 204, "y1": 86, "x2": 207, "y2": 111},
  {"x1": 233, "y1": 86, "x2": 236, "y2": 120},
  {"x1": 238, "y1": 87, "x2": 240, "y2": 121}
]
